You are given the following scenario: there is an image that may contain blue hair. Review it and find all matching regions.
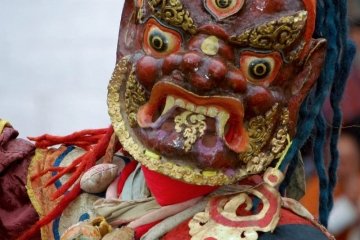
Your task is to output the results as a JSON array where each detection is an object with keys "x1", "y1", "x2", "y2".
[{"x1": 279, "y1": 0, "x2": 356, "y2": 227}]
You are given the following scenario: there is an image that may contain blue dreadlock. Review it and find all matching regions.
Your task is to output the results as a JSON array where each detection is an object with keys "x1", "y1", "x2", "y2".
[{"x1": 279, "y1": 0, "x2": 356, "y2": 227}]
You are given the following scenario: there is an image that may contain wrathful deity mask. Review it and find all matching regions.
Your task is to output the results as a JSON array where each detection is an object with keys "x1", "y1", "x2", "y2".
[{"x1": 108, "y1": 0, "x2": 326, "y2": 185}]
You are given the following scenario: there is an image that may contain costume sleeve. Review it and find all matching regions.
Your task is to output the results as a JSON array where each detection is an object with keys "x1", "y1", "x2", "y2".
[{"x1": 0, "y1": 120, "x2": 41, "y2": 240}]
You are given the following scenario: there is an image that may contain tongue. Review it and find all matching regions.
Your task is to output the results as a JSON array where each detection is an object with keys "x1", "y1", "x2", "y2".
[{"x1": 137, "y1": 102, "x2": 248, "y2": 154}]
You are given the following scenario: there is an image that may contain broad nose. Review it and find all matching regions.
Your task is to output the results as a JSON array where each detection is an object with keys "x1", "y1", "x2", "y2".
[{"x1": 180, "y1": 51, "x2": 247, "y2": 93}]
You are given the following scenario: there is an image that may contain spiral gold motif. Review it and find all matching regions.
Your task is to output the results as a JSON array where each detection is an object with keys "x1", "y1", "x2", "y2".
[
  {"x1": 174, "y1": 111, "x2": 207, "y2": 152},
  {"x1": 230, "y1": 11, "x2": 307, "y2": 52},
  {"x1": 148, "y1": 0, "x2": 197, "y2": 34}
]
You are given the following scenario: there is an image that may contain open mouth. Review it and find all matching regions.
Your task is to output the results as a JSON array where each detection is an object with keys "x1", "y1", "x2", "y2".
[
  {"x1": 137, "y1": 81, "x2": 248, "y2": 153},
  {"x1": 109, "y1": 58, "x2": 290, "y2": 185}
]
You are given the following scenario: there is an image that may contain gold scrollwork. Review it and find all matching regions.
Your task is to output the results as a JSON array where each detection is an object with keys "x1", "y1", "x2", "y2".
[
  {"x1": 230, "y1": 11, "x2": 308, "y2": 52},
  {"x1": 125, "y1": 68, "x2": 146, "y2": 127},
  {"x1": 245, "y1": 108, "x2": 290, "y2": 174},
  {"x1": 239, "y1": 104, "x2": 279, "y2": 164},
  {"x1": 148, "y1": 0, "x2": 197, "y2": 34},
  {"x1": 174, "y1": 111, "x2": 207, "y2": 152}
]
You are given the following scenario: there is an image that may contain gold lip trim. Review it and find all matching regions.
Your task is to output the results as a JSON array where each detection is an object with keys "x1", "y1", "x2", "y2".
[{"x1": 108, "y1": 56, "x2": 290, "y2": 186}]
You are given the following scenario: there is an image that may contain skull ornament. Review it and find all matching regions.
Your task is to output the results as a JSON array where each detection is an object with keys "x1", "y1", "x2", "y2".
[{"x1": 108, "y1": 0, "x2": 326, "y2": 185}]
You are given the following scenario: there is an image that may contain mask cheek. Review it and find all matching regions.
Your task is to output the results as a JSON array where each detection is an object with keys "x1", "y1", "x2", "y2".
[{"x1": 245, "y1": 86, "x2": 276, "y2": 116}]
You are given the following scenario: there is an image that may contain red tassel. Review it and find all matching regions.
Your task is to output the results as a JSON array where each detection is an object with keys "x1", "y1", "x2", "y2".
[
  {"x1": 45, "y1": 155, "x2": 86, "y2": 187},
  {"x1": 30, "y1": 167, "x2": 66, "y2": 181},
  {"x1": 18, "y1": 126, "x2": 115, "y2": 240},
  {"x1": 51, "y1": 159, "x2": 88, "y2": 200},
  {"x1": 28, "y1": 128, "x2": 108, "y2": 149}
]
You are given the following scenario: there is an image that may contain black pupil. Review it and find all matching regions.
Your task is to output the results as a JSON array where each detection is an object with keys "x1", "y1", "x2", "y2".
[
  {"x1": 216, "y1": 0, "x2": 231, "y2": 8},
  {"x1": 150, "y1": 31, "x2": 167, "y2": 52},
  {"x1": 249, "y1": 59, "x2": 271, "y2": 79}
]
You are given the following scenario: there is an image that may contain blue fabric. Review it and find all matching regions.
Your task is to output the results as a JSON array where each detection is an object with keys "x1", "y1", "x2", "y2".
[
  {"x1": 52, "y1": 217, "x2": 61, "y2": 240},
  {"x1": 79, "y1": 213, "x2": 90, "y2": 222},
  {"x1": 52, "y1": 146, "x2": 75, "y2": 189},
  {"x1": 259, "y1": 224, "x2": 328, "y2": 240}
]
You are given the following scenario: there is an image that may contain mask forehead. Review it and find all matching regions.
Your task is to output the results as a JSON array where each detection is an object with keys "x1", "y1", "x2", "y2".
[{"x1": 142, "y1": 0, "x2": 305, "y2": 35}]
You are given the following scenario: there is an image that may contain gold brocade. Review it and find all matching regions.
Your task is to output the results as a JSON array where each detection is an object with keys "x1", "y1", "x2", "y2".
[
  {"x1": 148, "y1": 0, "x2": 197, "y2": 34},
  {"x1": 125, "y1": 68, "x2": 146, "y2": 127},
  {"x1": 230, "y1": 11, "x2": 307, "y2": 53},
  {"x1": 27, "y1": 147, "x2": 66, "y2": 239}
]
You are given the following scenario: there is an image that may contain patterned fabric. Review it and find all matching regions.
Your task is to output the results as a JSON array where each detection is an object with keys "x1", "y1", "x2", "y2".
[{"x1": 27, "y1": 146, "x2": 100, "y2": 240}]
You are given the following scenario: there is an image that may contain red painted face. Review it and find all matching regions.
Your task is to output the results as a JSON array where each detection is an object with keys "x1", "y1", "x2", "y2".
[{"x1": 108, "y1": 0, "x2": 326, "y2": 185}]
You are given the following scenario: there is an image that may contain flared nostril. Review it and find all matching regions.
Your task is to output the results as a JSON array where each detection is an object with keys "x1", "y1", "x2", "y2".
[{"x1": 226, "y1": 69, "x2": 247, "y2": 93}]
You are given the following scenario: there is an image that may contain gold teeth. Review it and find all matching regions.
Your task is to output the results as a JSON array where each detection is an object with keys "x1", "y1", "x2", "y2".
[
  {"x1": 161, "y1": 95, "x2": 230, "y2": 138},
  {"x1": 161, "y1": 95, "x2": 229, "y2": 121}
]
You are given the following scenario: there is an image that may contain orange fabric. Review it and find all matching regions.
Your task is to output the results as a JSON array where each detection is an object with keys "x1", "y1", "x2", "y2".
[
  {"x1": 300, "y1": 175, "x2": 343, "y2": 217},
  {"x1": 300, "y1": 175, "x2": 320, "y2": 217},
  {"x1": 300, "y1": 175, "x2": 349, "y2": 240}
]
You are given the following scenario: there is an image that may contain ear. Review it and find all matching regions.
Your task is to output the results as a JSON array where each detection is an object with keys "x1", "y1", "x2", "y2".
[
  {"x1": 287, "y1": 39, "x2": 327, "y2": 130},
  {"x1": 116, "y1": 0, "x2": 143, "y2": 61}
]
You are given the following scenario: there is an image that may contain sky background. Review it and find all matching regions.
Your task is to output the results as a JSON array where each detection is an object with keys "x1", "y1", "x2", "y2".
[{"x1": 0, "y1": 0, "x2": 125, "y2": 137}]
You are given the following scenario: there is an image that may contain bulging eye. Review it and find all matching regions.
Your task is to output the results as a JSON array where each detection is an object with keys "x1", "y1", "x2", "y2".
[
  {"x1": 149, "y1": 31, "x2": 167, "y2": 52},
  {"x1": 204, "y1": 0, "x2": 245, "y2": 20},
  {"x1": 240, "y1": 52, "x2": 282, "y2": 85},
  {"x1": 143, "y1": 18, "x2": 182, "y2": 58},
  {"x1": 249, "y1": 59, "x2": 271, "y2": 79}
]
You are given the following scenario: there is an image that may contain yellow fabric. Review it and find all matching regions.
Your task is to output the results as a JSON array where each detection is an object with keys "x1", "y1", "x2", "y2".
[
  {"x1": 0, "y1": 119, "x2": 9, "y2": 133},
  {"x1": 27, "y1": 146, "x2": 99, "y2": 240},
  {"x1": 27, "y1": 147, "x2": 66, "y2": 240}
]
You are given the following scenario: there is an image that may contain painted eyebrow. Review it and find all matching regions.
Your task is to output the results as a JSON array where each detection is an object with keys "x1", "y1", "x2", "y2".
[
  {"x1": 148, "y1": 0, "x2": 197, "y2": 34},
  {"x1": 229, "y1": 11, "x2": 308, "y2": 52}
]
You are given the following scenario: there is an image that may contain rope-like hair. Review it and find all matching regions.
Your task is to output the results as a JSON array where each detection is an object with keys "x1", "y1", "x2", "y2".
[{"x1": 279, "y1": 0, "x2": 356, "y2": 227}]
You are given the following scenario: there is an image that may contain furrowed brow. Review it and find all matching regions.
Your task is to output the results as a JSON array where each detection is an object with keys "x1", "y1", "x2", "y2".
[
  {"x1": 148, "y1": 0, "x2": 197, "y2": 34},
  {"x1": 229, "y1": 11, "x2": 308, "y2": 52}
]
